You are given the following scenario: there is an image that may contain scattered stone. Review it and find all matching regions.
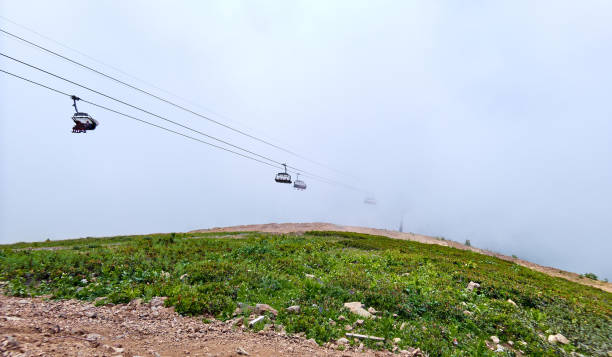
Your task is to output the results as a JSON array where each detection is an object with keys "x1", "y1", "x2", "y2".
[
  {"x1": 307, "y1": 338, "x2": 317, "y2": 346},
  {"x1": 399, "y1": 322, "x2": 407, "y2": 330},
  {"x1": 112, "y1": 346, "x2": 125, "y2": 353},
  {"x1": 538, "y1": 333, "x2": 546, "y2": 340},
  {"x1": 490, "y1": 336, "x2": 500, "y2": 344},
  {"x1": 3, "y1": 316, "x2": 23, "y2": 321},
  {"x1": 401, "y1": 272, "x2": 410, "y2": 277},
  {"x1": 180, "y1": 273, "x2": 189, "y2": 281},
  {"x1": 149, "y1": 297, "x2": 166, "y2": 308},
  {"x1": 81, "y1": 279, "x2": 88, "y2": 284},
  {"x1": 228, "y1": 317, "x2": 244, "y2": 327},
  {"x1": 548, "y1": 333, "x2": 569, "y2": 344},
  {"x1": 337, "y1": 315, "x2": 346, "y2": 321},
  {"x1": 17, "y1": 299, "x2": 29, "y2": 304},
  {"x1": 337, "y1": 337, "x2": 349, "y2": 345},
  {"x1": 329, "y1": 320, "x2": 337, "y2": 326},
  {"x1": 85, "y1": 310, "x2": 97, "y2": 318},
  {"x1": 248, "y1": 315, "x2": 265, "y2": 327},
  {"x1": 305, "y1": 274, "x2": 316, "y2": 279},
  {"x1": 495, "y1": 344, "x2": 504, "y2": 352},
  {"x1": 466, "y1": 281, "x2": 480, "y2": 291},
  {"x1": 507, "y1": 340, "x2": 514, "y2": 346},
  {"x1": 507, "y1": 299, "x2": 518, "y2": 307},
  {"x1": 235, "y1": 303, "x2": 253, "y2": 316},
  {"x1": 1, "y1": 335, "x2": 19, "y2": 350},
  {"x1": 376, "y1": 341, "x2": 384, "y2": 347},
  {"x1": 160, "y1": 271, "x2": 170, "y2": 279},
  {"x1": 343, "y1": 302, "x2": 372, "y2": 318},
  {"x1": 85, "y1": 333, "x2": 102, "y2": 341},
  {"x1": 393, "y1": 337, "x2": 401, "y2": 344},
  {"x1": 254, "y1": 304, "x2": 278, "y2": 317},
  {"x1": 367, "y1": 307, "x2": 378, "y2": 315},
  {"x1": 236, "y1": 347, "x2": 249, "y2": 355},
  {"x1": 355, "y1": 319, "x2": 364, "y2": 326},
  {"x1": 344, "y1": 324, "x2": 353, "y2": 331},
  {"x1": 128, "y1": 299, "x2": 143, "y2": 308},
  {"x1": 392, "y1": 313, "x2": 398, "y2": 317},
  {"x1": 399, "y1": 347, "x2": 424, "y2": 356},
  {"x1": 286, "y1": 305, "x2": 300, "y2": 314},
  {"x1": 463, "y1": 310, "x2": 472, "y2": 316}
]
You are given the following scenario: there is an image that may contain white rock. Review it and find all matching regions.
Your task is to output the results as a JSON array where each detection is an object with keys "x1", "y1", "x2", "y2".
[
  {"x1": 85, "y1": 333, "x2": 102, "y2": 341},
  {"x1": 236, "y1": 347, "x2": 249, "y2": 355},
  {"x1": 343, "y1": 302, "x2": 372, "y2": 318},
  {"x1": 367, "y1": 307, "x2": 378, "y2": 314},
  {"x1": 337, "y1": 337, "x2": 349, "y2": 345},
  {"x1": 254, "y1": 303, "x2": 278, "y2": 317},
  {"x1": 355, "y1": 319, "x2": 364, "y2": 326},
  {"x1": 286, "y1": 305, "x2": 300, "y2": 314},
  {"x1": 466, "y1": 281, "x2": 480, "y2": 291},
  {"x1": 305, "y1": 274, "x2": 316, "y2": 279},
  {"x1": 548, "y1": 333, "x2": 569, "y2": 345},
  {"x1": 507, "y1": 299, "x2": 518, "y2": 307},
  {"x1": 393, "y1": 337, "x2": 401, "y2": 344},
  {"x1": 490, "y1": 336, "x2": 500, "y2": 344}
]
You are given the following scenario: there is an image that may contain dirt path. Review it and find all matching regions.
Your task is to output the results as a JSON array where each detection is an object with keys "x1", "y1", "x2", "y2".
[
  {"x1": 191, "y1": 222, "x2": 612, "y2": 293},
  {"x1": 0, "y1": 295, "x2": 410, "y2": 357}
]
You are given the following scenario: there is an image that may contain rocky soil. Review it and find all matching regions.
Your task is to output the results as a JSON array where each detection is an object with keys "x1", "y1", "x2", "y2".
[{"x1": 0, "y1": 295, "x2": 419, "y2": 357}]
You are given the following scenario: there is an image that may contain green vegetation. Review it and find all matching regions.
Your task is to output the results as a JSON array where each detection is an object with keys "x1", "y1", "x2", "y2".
[
  {"x1": 583, "y1": 273, "x2": 599, "y2": 281},
  {"x1": 1, "y1": 231, "x2": 610, "y2": 356}
]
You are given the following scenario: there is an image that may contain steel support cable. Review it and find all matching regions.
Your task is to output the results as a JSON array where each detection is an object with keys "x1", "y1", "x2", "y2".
[
  {"x1": 0, "y1": 52, "x2": 363, "y2": 188},
  {"x1": 0, "y1": 68, "x2": 280, "y2": 170},
  {"x1": 0, "y1": 15, "x2": 302, "y2": 158},
  {"x1": 0, "y1": 52, "x2": 285, "y2": 168},
  {"x1": 0, "y1": 68, "x2": 367, "y2": 193},
  {"x1": 0, "y1": 27, "x2": 354, "y2": 178}
]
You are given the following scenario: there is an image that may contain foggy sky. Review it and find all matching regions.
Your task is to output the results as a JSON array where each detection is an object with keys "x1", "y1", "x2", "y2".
[{"x1": 1, "y1": 1, "x2": 611, "y2": 280}]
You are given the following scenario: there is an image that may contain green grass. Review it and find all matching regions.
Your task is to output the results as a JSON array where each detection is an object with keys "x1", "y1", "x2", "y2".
[{"x1": 1, "y1": 231, "x2": 610, "y2": 356}]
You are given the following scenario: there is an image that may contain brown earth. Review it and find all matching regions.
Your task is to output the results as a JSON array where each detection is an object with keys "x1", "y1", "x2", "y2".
[
  {"x1": 191, "y1": 222, "x2": 612, "y2": 293},
  {"x1": 0, "y1": 295, "x2": 419, "y2": 357}
]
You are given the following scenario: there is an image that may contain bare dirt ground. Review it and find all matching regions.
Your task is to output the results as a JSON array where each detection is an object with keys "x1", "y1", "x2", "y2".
[
  {"x1": 191, "y1": 222, "x2": 612, "y2": 293},
  {"x1": 0, "y1": 295, "x2": 414, "y2": 357}
]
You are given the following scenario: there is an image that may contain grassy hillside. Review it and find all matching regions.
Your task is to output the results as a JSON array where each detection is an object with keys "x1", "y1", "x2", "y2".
[{"x1": 1, "y1": 231, "x2": 610, "y2": 356}]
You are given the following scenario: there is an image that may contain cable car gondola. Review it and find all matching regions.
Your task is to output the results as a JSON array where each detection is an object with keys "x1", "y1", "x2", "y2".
[
  {"x1": 275, "y1": 163, "x2": 292, "y2": 184},
  {"x1": 293, "y1": 174, "x2": 307, "y2": 190},
  {"x1": 71, "y1": 95, "x2": 98, "y2": 133},
  {"x1": 364, "y1": 197, "x2": 377, "y2": 205}
]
